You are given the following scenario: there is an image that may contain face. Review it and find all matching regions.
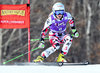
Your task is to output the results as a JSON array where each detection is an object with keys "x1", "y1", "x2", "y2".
[
  {"x1": 56, "y1": 14, "x2": 63, "y2": 20},
  {"x1": 55, "y1": 10, "x2": 64, "y2": 20}
]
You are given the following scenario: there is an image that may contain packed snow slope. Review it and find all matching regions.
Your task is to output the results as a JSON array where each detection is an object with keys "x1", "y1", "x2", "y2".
[{"x1": 0, "y1": 64, "x2": 100, "y2": 73}]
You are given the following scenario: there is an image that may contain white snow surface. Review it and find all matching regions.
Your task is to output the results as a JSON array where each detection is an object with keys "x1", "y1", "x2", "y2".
[{"x1": 0, "y1": 64, "x2": 100, "y2": 73}]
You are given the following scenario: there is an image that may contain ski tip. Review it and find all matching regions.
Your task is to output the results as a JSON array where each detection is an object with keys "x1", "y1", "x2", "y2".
[{"x1": 83, "y1": 61, "x2": 89, "y2": 65}]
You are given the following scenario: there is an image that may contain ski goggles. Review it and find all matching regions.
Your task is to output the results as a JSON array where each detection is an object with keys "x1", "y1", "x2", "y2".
[{"x1": 55, "y1": 10, "x2": 64, "y2": 15}]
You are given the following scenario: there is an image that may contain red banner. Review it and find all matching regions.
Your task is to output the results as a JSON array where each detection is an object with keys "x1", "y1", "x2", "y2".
[{"x1": 0, "y1": 4, "x2": 30, "y2": 29}]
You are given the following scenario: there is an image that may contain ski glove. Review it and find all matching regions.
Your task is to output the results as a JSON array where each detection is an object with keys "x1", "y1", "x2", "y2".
[
  {"x1": 74, "y1": 32, "x2": 79, "y2": 38},
  {"x1": 72, "y1": 29, "x2": 79, "y2": 38},
  {"x1": 38, "y1": 41, "x2": 45, "y2": 48}
]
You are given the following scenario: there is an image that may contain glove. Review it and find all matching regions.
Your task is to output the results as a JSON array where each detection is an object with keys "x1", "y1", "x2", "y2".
[
  {"x1": 74, "y1": 32, "x2": 79, "y2": 38},
  {"x1": 72, "y1": 29, "x2": 79, "y2": 38},
  {"x1": 38, "y1": 41, "x2": 45, "y2": 48}
]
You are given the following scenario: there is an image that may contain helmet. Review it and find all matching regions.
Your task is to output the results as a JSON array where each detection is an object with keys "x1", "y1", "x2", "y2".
[{"x1": 52, "y1": 2, "x2": 65, "y2": 15}]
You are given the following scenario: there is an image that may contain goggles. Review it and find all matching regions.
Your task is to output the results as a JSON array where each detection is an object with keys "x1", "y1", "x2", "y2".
[{"x1": 55, "y1": 10, "x2": 64, "y2": 15}]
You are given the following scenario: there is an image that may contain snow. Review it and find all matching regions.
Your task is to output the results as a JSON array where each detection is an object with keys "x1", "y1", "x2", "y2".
[{"x1": 0, "y1": 64, "x2": 100, "y2": 73}]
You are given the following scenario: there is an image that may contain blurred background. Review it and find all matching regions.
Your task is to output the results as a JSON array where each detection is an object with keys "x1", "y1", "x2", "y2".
[{"x1": 0, "y1": 0, "x2": 100, "y2": 64}]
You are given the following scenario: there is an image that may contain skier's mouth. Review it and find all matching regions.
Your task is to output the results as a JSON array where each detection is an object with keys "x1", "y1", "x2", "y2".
[{"x1": 56, "y1": 14, "x2": 63, "y2": 20}]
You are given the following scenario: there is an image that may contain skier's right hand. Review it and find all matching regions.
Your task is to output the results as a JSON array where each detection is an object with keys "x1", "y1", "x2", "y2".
[{"x1": 38, "y1": 41, "x2": 45, "y2": 48}]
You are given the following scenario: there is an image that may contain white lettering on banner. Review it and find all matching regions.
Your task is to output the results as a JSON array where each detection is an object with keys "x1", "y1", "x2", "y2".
[{"x1": 0, "y1": 20, "x2": 24, "y2": 24}]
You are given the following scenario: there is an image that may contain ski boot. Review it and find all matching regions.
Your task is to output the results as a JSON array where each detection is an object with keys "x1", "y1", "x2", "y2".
[
  {"x1": 33, "y1": 56, "x2": 44, "y2": 62},
  {"x1": 56, "y1": 53, "x2": 67, "y2": 62}
]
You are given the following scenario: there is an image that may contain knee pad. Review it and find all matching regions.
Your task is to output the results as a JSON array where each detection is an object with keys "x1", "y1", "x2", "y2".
[
  {"x1": 61, "y1": 35, "x2": 73, "y2": 55},
  {"x1": 62, "y1": 41, "x2": 72, "y2": 55},
  {"x1": 52, "y1": 43, "x2": 60, "y2": 50},
  {"x1": 63, "y1": 34, "x2": 73, "y2": 43},
  {"x1": 41, "y1": 46, "x2": 59, "y2": 58}
]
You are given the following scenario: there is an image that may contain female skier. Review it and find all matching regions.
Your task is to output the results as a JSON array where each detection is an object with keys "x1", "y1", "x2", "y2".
[{"x1": 34, "y1": 2, "x2": 79, "y2": 62}]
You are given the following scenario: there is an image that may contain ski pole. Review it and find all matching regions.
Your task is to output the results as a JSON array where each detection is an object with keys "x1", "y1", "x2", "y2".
[
  {"x1": 30, "y1": 34, "x2": 75, "y2": 42},
  {"x1": 31, "y1": 38, "x2": 49, "y2": 42},
  {"x1": 3, "y1": 47, "x2": 39, "y2": 65}
]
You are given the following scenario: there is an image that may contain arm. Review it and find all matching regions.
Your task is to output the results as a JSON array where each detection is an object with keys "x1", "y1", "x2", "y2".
[
  {"x1": 40, "y1": 17, "x2": 52, "y2": 41},
  {"x1": 40, "y1": 27, "x2": 49, "y2": 41},
  {"x1": 38, "y1": 17, "x2": 52, "y2": 48},
  {"x1": 39, "y1": 27, "x2": 49, "y2": 48},
  {"x1": 69, "y1": 17, "x2": 77, "y2": 33},
  {"x1": 67, "y1": 12, "x2": 79, "y2": 37}
]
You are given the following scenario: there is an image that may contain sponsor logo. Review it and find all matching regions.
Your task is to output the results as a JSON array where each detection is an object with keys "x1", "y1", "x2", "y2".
[
  {"x1": 58, "y1": 22, "x2": 64, "y2": 26},
  {"x1": 1, "y1": 10, "x2": 25, "y2": 16},
  {"x1": 57, "y1": 5, "x2": 63, "y2": 7}
]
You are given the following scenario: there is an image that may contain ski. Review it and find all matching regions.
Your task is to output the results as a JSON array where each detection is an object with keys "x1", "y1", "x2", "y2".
[
  {"x1": 15, "y1": 61, "x2": 89, "y2": 66},
  {"x1": 57, "y1": 61, "x2": 89, "y2": 66}
]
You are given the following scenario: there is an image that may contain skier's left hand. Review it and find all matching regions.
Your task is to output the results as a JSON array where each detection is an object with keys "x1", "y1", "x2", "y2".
[
  {"x1": 74, "y1": 32, "x2": 79, "y2": 38},
  {"x1": 72, "y1": 32, "x2": 79, "y2": 38}
]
